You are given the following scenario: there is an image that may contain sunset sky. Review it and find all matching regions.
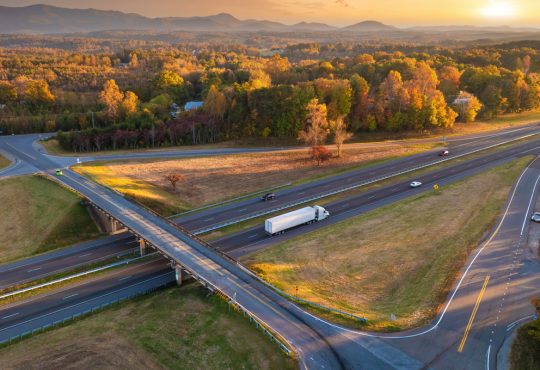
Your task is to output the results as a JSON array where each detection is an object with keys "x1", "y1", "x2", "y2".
[{"x1": 1, "y1": 1, "x2": 539, "y2": 27}]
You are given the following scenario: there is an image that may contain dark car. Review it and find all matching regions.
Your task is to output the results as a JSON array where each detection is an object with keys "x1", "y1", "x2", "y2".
[
  {"x1": 261, "y1": 193, "x2": 276, "y2": 201},
  {"x1": 439, "y1": 150, "x2": 449, "y2": 157}
]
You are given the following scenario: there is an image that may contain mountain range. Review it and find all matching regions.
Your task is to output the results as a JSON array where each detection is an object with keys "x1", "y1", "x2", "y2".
[
  {"x1": 0, "y1": 4, "x2": 395, "y2": 34},
  {"x1": 0, "y1": 4, "x2": 537, "y2": 35}
]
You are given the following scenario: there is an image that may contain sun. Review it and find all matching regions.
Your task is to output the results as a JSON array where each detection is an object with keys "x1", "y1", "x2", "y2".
[{"x1": 481, "y1": 1, "x2": 517, "y2": 19}]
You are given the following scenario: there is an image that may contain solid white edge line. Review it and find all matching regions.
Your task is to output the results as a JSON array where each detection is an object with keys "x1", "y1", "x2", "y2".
[
  {"x1": 486, "y1": 344, "x2": 491, "y2": 370},
  {"x1": 521, "y1": 175, "x2": 540, "y2": 236}
]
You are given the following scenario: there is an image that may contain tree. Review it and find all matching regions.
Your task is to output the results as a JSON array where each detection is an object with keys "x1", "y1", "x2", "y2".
[
  {"x1": 0, "y1": 81, "x2": 17, "y2": 104},
  {"x1": 298, "y1": 98, "x2": 329, "y2": 147},
  {"x1": 121, "y1": 91, "x2": 139, "y2": 118},
  {"x1": 311, "y1": 146, "x2": 332, "y2": 166},
  {"x1": 99, "y1": 79, "x2": 124, "y2": 121},
  {"x1": 204, "y1": 85, "x2": 227, "y2": 119},
  {"x1": 438, "y1": 66, "x2": 462, "y2": 100},
  {"x1": 24, "y1": 80, "x2": 55, "y2": 106},
  {"x1": 452, "y1": 92, "x2": 483, "y2": 123},
  {"x1": 164, "y1": 173, "x2": 185, "y2": 191},
  {"x1": 331, "y1": 116, "x2": 353, "y2": 157}
]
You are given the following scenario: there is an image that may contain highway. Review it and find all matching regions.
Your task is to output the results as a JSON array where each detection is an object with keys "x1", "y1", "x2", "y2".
[
  {"x1": 3, "y1": 129, "x2": 540, "y2": 288},
  {"x1": 1, "y1": 126, "x2": 540, "y2": 369}
]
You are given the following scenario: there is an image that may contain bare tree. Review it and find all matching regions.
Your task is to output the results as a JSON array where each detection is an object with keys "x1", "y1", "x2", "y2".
[
  {"x1": 164, "y1": 173, "x2": 185, "y2": 192},
  {"x1": 331, "y1": 115, "x2": 353, "y2": 158}
]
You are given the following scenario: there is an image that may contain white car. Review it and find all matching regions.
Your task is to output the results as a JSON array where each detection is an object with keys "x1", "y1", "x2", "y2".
[
  {"x1": 410, "y1": 181, "x2": 422, "y2": 188},
  {"x1": 531, "y1": 212, "x2": 540, "y2": 222}
]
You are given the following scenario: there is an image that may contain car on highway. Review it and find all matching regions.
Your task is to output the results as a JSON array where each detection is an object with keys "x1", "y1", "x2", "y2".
[
  {"x1": 261, "y1": 192, "x2": 276, "y2": 201},
  {"x1": 410, "y1": 181, "x2": 422, "y2": 188},
  {"x1": 439, "y1": 150, "x2": 449, "y2": 156},
  {"x1": 531, "y1": 212, "x2": 540, "y2": 222},
  {"x1": 55, "y1": 169, "x2": 63, "y2": 176}
]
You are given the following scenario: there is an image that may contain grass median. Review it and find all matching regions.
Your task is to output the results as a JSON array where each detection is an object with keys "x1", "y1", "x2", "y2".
[
  {"x1": 0, "y1": 283, "x2": 295, "y2": 370},
  {"x1": 242, "y1": 156, "x2": 532, "y2": 331},
  {"x1": 0, "y1": 175, "x2": 102, "y2": 264},
  {"x1": 0, "y1": 153, "x2": 10, "y2": 170},
  {"x1": 74, "y1": 142, "x2": 436, "y2": 216}
]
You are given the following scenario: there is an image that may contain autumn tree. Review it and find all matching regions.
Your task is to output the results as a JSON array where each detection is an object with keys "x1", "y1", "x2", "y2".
[
  {"x1": 298, "y1": 98, "x2": 329, "y2": 147},
  {"x1": 204, "y1": 85, "x2": 227, "y2": 119},
  {"x1": 0, "y1": 81, "x2": 17, "y2": 104},
  {"x1": 349, "y1": 74, "x2": 370, "y2": 130},
  {"x1": 121, "y1": 91, "x2": 139, "y2": 117},
  {"x1": 164, "y1": 173, "x2": 185, "y2": 192},
  {"x1": 311, "y1": 146, "x2": 332, "y2": 166},
  {"x1": 99, "y1": 79, "x2": 124, "y2": 121},
  {"x1": 452, "y1": 91, "x2": 483, "y2": 123},
  {"x1": 438, "y1": 66, "x2": 462, "y2": 100},
  {"x1": 331, "y1": 116, "x2": 353, "y2": 157},
  {"x1": 24, "y1": 80, "x2": 55, "y2": 106}
]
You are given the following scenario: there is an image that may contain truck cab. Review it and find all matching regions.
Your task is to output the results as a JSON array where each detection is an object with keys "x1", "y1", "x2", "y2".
[{"x1": 314, "y1": 205, "x2": 330, "y2": 221}]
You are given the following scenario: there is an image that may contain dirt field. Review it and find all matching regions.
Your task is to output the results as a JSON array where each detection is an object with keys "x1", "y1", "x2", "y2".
[
  {"x1": 0, "y1": 153, "x2": 10, "y2": 169},
  {"x1": 243, "y1": 157, "x2": 531, "y2": 331},
  {"x1": 0, "y1": 284, "x2": 295, "y2": 370},
  {"x1": 75, "y1": 142, "x2": 435, "y2": 215},
  {"x1": 0, "y1": 175, "x2": 101, "y2": 263}
]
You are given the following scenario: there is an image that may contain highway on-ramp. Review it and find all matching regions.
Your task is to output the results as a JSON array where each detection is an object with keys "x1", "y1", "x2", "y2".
[{"x1": 1, "y1": 127, "x2": 540, "y2": 369}]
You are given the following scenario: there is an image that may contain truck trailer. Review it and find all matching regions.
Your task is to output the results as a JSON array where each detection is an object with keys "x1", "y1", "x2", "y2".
[{"x1": 265, "y1": 205, "x2": 330, "y2": 235}]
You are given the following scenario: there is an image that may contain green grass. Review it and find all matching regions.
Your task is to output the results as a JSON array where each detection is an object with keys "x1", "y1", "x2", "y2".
[
  {"x1": 0, "y1": 283, "x2": 295, "y2": 370},
  {"x1": 510, "y1": 316, "x2": 540, "y2": 370},
  {"x1": 0, "y1": 153, "x2": 10, "y2": 170},
  {"x1": 0, "y1": 175, "x2": 102, "y2": 263},
  {"x1": 243, "y1": 156, "x2": 532, "y2": 331}
]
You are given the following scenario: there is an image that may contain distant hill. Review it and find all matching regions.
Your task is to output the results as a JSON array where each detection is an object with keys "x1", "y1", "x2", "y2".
[
  {"x1": 343, "y1": 20, "x2": 396, "y2": 32},
  {"x1": 0, "y1": 4, "x2": 537, "y2": 36}
]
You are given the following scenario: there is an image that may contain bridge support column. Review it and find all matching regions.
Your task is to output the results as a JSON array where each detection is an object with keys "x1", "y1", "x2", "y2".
[
  {"x1": 139, "y1": 239, "x2": 148, "y2": 256},
  {"x1": 110, "y1": 217, "x2": 117, "y2": 233},
  {"x1": 175, "y1": 266, "x2": 184, "y2": 286}
]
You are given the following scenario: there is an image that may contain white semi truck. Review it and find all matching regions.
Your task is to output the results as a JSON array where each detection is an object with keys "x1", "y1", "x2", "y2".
[{"x1": 265, "y1": 205, "x2": 330, "y2": 235}]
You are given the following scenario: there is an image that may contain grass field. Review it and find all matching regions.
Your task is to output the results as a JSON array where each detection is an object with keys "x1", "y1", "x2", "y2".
[
  {"x1": 510, "y1": 315, "x2": 540, "y2": 370},
  {"x1": 74, "y1": 142, "x2": 436, "y2": 216},
  {"x1": 0, "y1": 153, "x2": 10, "y2": 169},
  {"x1": 243, "y1": 157, "x2": 531, "y2": 331},
  {"x1": 0, "y1": 284, "x2": 295, "y2": 370},
  {"x1": 0, "y1": 175, "x2": 101, "y2": 263}
]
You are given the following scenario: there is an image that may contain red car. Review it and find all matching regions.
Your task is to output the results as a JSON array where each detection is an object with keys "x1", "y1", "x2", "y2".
[{"x1": 439, "y1": 150, "x2": 449, "y2": 157}]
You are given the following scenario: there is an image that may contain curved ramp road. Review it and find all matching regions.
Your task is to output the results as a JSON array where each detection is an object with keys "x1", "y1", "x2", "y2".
[{"x1": 1, "y1": 127, "x2": 540, "y2": 369}]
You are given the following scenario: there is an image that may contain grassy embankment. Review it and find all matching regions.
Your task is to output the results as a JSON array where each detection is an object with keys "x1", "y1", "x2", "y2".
[
  {"x1": 510, "y1": 314, "x2": 540, "y2": 370},
  {"x1": 242, "y1": 156, "x2": 532, "y2": 331},
  {"x1": 73, "y1": 142, "x2": 437, "y2": 216},
  {"x1": 0, "y1": 284, "x2": 295, "y2": 370},
  {"x1": 0, "y1": 153, "x2": 11, "y2": 170},
  {"x1": 0, "y1": 175, "x2": 101, "y2": 264}
]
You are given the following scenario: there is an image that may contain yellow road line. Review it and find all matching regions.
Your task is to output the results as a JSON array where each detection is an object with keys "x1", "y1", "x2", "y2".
[{"x1": 458, "y1": 275, "x2": 490, "y2": 352}]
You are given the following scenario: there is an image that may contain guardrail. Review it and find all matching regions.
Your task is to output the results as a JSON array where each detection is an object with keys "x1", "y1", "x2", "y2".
[
  {"x1": 192, "y1": 131, "x2": 540, "y2": 234},
  {"x1": 0, "y1": 253, "x2": 155, "y2": 300},
  {"x1": 41, "y1": 172, "x2": 297, "y2": 359},
  {"x1": 0, "y1": 277, "x2": 173, "y2": 346}
]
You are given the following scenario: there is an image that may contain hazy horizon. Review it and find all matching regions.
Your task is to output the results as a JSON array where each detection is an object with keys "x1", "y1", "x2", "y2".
[{"x1": 1, "y1": 1, "x2": 539, "y2": 28}]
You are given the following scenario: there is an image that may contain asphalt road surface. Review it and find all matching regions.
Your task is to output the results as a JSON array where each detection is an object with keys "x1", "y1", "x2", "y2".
[
  {"x1": 2, "y1": 127, "x2": 540, "y2": 369},
  {"x1": 3, "y1": 130, "x2": 540, "y2": 289}
]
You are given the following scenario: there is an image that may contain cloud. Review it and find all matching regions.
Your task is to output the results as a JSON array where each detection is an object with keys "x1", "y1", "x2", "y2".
[{"x1": 335, "y1": 0, "x2": 350, "y2": 6}]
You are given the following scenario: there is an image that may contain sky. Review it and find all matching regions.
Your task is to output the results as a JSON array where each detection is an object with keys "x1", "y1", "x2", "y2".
[{"x1": 1, "y1": 1, "x2": 539, "y2": 27}]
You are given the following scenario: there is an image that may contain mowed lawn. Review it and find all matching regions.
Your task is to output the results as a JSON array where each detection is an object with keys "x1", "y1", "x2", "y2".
[
  {"x1": 74, "y1": 142, "x2": 435, "y2": 215},
  {"x1": 0, "y1": 175, "x2": 101, "y2": 263},
  {"x1": 0, "y1": 284, "x2": 295, "y2": 370},
  {"x1": 243, "y1": 157, "x2": 531, "y2": 331},
  {"x1": 0, "y1": 153, "x2": 10, "y2": 169}
]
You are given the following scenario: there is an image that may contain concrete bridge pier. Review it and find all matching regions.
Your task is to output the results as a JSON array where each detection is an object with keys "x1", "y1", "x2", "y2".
[
  {"x1": 139, "y1": 239, "x2": 148, "y2": 256},
  {"x1": 175, "y1": 266, "x2": 186, "y2": 286}
]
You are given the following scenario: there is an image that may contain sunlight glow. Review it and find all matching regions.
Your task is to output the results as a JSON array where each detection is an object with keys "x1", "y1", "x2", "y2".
[{"x1": 481, "y1": 1, "x2": 517, "y2": 19}]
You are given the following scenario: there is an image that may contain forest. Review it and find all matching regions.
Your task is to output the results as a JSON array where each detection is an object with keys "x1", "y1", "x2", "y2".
[{"x1": 0, "y1": 37, "x2": 539, "y2": 152}]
